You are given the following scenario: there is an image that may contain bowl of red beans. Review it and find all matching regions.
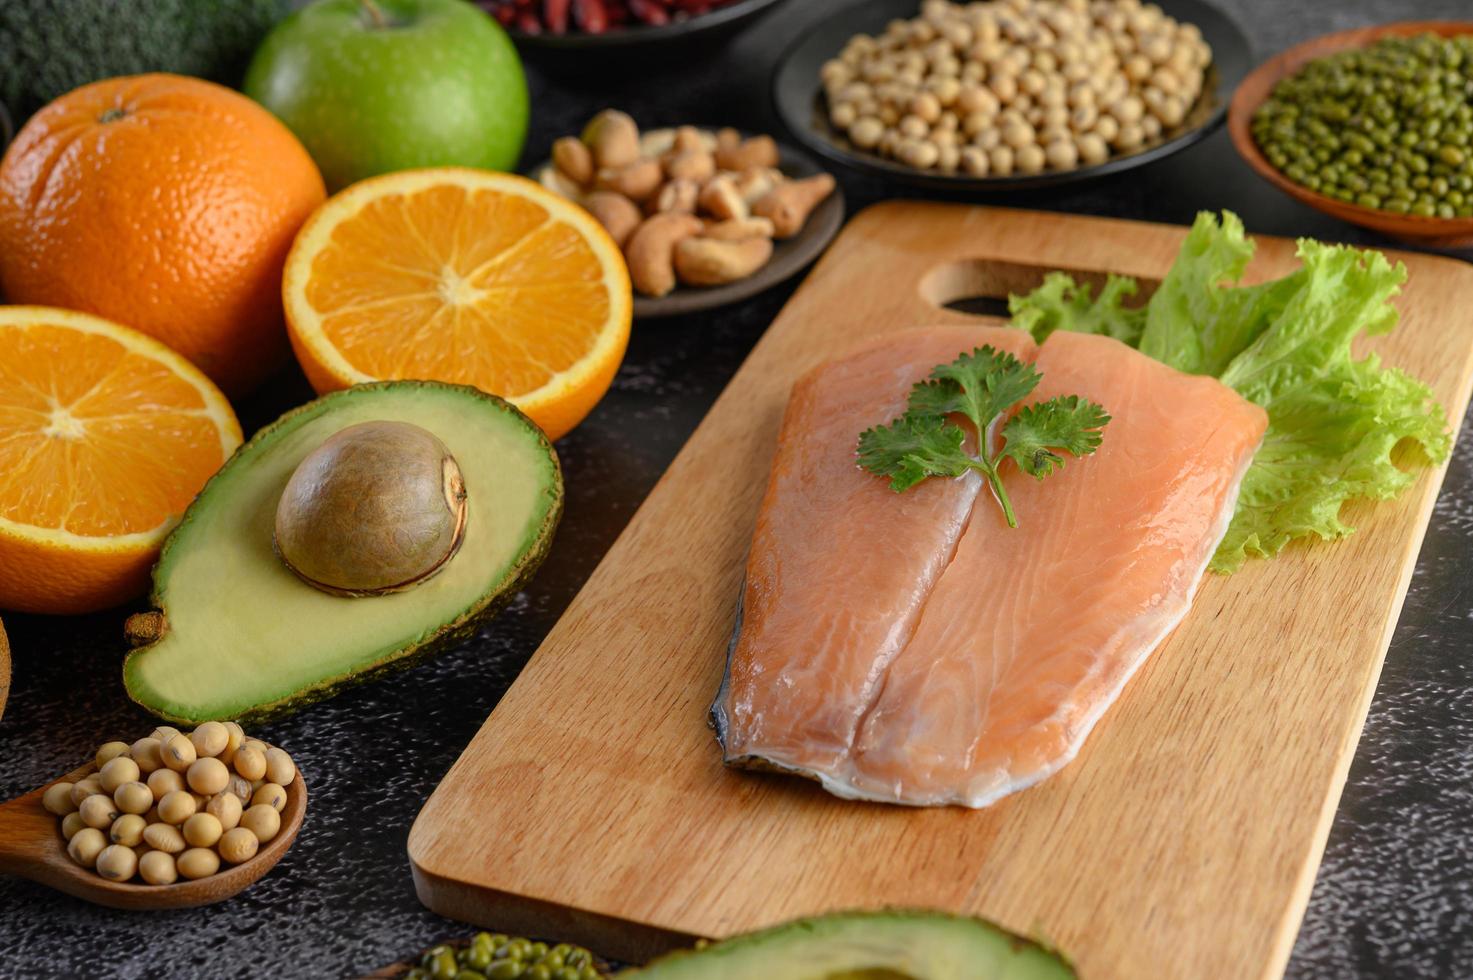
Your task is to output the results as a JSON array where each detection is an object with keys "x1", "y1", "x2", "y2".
[{"x1": 477, "y1": 0, "x2": 788, "y2": 49}]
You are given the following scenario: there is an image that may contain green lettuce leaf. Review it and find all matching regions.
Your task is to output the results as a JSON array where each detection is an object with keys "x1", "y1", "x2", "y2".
[
  {"x1": 1008, "y1": 272, "x2": 1144, "y2": 345},
  {"x1": 1007, "y1": 211, "x2": 1452, "y2": 572},
  {"x1": 1210, "y1": 240, "x2": 1449, "y2": 571}
]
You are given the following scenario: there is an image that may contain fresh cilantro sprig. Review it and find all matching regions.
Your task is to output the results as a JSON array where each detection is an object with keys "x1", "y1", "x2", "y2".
[{"x1": 856, "y1": 346, "x2": 1110, "y2": 528}]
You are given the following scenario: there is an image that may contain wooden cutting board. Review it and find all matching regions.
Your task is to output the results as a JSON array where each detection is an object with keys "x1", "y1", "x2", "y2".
[{"x1": 408, "y1": 204, "x2": 1473, "y2": 980}]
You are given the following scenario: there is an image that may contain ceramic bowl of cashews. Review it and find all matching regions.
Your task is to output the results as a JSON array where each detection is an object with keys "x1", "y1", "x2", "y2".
[{"x1": 537, "y1": 109, "x2": 838, "y2": 299}]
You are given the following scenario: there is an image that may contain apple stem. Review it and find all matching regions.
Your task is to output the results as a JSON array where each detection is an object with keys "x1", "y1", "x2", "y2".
[{"x1": 359, "y1": 0, "x2": 390, "y2": 28}]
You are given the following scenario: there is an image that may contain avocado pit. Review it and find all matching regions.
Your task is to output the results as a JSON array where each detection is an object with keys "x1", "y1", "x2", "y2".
[{"x1": 273, "y1": 420, "x2": 467, "y2": 597}]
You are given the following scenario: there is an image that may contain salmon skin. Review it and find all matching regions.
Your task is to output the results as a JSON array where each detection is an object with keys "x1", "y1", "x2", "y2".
[{"x1": 711, "y1": 327, "x2": 1268, "y2": 808}]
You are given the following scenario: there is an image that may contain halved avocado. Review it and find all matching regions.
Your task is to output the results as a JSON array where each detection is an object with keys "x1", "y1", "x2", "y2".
[
  {"x1": 620, "y1": 911, "x2": 1074, "y2": 979},
  {"x1": 123, "y1": 381, "x2": 562, "y2": 724}
]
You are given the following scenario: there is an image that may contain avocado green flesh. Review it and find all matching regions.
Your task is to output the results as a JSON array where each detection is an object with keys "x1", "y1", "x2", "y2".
[
  {"x1": 124, "y1": 383, "x2": 559, "y2": 722},
  {"x1": 623, "y1": 911, "x2": 1074, "y2": 980}
]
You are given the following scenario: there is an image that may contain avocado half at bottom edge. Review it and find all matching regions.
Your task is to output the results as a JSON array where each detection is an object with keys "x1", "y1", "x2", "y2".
[
  {"x1": 123, "y1": 381, "x2": 562, "y2": 724},
  {"x1": 619, "y1": 910, "x2": 1075, "y2": 979}
]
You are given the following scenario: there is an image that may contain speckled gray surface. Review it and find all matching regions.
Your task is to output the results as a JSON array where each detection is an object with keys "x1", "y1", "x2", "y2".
[{"x1": 3, "y1": 0, "x2": 1473, "y2": 977}]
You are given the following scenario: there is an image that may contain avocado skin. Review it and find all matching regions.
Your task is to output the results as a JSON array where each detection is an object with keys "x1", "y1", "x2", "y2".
[
  {"x1": 122, "y1": 381, "x2": 563, "y2": 726},
  {"x1": 618, "y1": 909, "x2": 1075, "y2": 979},
  {"x1": 0, "y1": 0, "x2": 290, "y2": 123}
]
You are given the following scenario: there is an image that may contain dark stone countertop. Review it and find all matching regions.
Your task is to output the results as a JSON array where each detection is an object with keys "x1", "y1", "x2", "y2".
[{"x1": 3, "y1": 0, "x2": 1473, "y2": 976}]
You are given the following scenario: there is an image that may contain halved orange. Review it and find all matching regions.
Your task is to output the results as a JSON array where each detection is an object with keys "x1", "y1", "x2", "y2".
[
  {"x1": 0, "y1": 307, "x2": 242, "y2": 614},
  {"x1": 282, "y1": 168, "x2": 632, "y2": 441}
]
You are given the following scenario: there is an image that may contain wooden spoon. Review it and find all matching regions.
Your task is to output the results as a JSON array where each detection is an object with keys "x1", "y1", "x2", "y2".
[
  {"x1": 0, "y1": 616, "x2": 10, "y2": 722},
  {"x1": 0, "y1": 760, "x2": 306, "y2": 909}
]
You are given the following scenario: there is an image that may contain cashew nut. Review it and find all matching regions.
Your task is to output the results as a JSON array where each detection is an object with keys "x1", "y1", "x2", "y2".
[
  {"x1": 753, "y1": 173, "x2": 836, "y2": 238},
  {"x1": 582, "y1": 191, "x2": 643, "y2": 248},
  {"x1": 715, "y1": 134, "x2": 780, "y2": 172},
  {"x1": 735, "y1": 166, "x2": 785, "y2": 206},
  {"x1": 552, "y1": 136, "x2": 594, "y2": 187},
  {"x1": 698, "y1": 174, "x2": 748, "y2": 221},
  {"x1": 663, "y1": 149, "x2": 716, "y2": 184},
  {"x1": 702, "y1": 217, "x2": 776, "y2": 241},
  {"x1": 674, "y1": 236, "x2": 775, "y2": 287},
  {"x1": 653, "y1": 178, "x2": 700, "y2": 215},
  {"x1": 596, "y1": 158, "x2": 664, "y2": 203},
  {"x1": 537, "y1": 165, "x2": 584, "y2": 202},
  {"x1": 626, "y1": 212, "x2": 704, "y2": 297},
  {"x1": 582, "y1": 109, "x2": 641, "y2": 169}
]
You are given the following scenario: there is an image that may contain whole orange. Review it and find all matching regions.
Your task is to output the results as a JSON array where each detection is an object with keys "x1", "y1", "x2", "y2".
[{"x1": 0, "y1": 74, "x2": 326, "y2": 395}]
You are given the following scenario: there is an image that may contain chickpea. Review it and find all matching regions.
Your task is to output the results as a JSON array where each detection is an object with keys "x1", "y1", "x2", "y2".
[
  {"x1": 157, "y1": 789, "x2": 197, "y2": 825},
  {"x1": 183, "y1": 812, "x2": 223, "y2": 849},
  {"x1": 113, "y1": 781, "x2": 153, "y2": 815},
  {"x1": 207, "y1": 791, "x2": 243, "y2": 831},
  {"x1": 937, "y1": 142, "x2": 962, "y2": 173},
  {"x1": 94, "y1": 742, "x2": 131, "y2": 769},
  {"x1": 251, "y1": 783, "x2": 288, "y2": 812},
  {"x1": 241, "y1": 804, "x2": 282, "y2": 844},
  {"x1": 1033, "y1": 50, "x2": 1058, "y2": 73},
  {"x1": 989, "y1": 145, "x2": 1016, "y2": 176},
  {"x1": 830, "y1": 101, "x2": 858, "y2": 130},
  {"x1": 139, "y1": 850, "x2": 178, "y2": 886},
  {"x1": 935, "y1": 110, "x2": 960, "y2": 132},
  {"x1": 43, "y1": 782, "x2": 78, "y2": 816},
  {"x1": 1124, "y1": 54, "x2": 1152, "y2": 82},
  {"x1": 878, "y1": 104, "x2": 901, "y2": 126},
  {"x1": 899, "y1": 114, "x2": 930, "y2": 140},
  {"x1": 99, "y1": 756, "x2": 140, "y2": 794},
  {"x1": 68, "y1": 827, "x2": 107, "y2": 868},
  {"x1": 1019, "y1": 68, "x2": 1047, "y2": 96},
  {"x1": 989, "y1": 74, "x2": 1018, "y2": 103},
  {"x1": 142, "y1": 822, "x2": 187, "y2": 854},
  {"x1": 79, "y1": 793, "x2": 120, "y2": 829},
  {"x1": 110, "y1": 813, "x2": 146, "y2": 847},
  {"x1": 129, "y1": 737, "x2": 163, "y2": 774},
  {"x1": 1094, "y1": 113, "x2": 1121, "y2": 143},
  {"x1": 61, "y1": 811, "x2": 87, "y2": 841},
  {"x1": 1112, "y1": 95, "x2": 1145, "y2": 124},
  {"x1": 177, "y1": 847, "x2": 220, "y2": 881},
  {"x1": 974, "y1": 126, "x2": 1003, "y2": 151},
  {"x1": 187, "y1": 757, "x2": 230, "y2": 796},
  {"x1": 1140, "y1": 114, "x2": 1162, "y2": 140},
  {"x1": 69, "y1": 777, "x2": 104, "y2": 809}
]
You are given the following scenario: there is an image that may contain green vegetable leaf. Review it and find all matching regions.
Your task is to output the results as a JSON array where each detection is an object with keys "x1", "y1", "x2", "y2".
[
  {"x1": 1010, "y1": 210, "x2": 1452, "y2": 572},
  {"x1": 1009, "y1": 272, "x2": 1144, "y2": 345},
  {"x1": 858, "y1": 346, "x2": 1107, "y2": 526},
  {"x1": 916, "y1": 346, "x2": 1041, "y2": 432},
  {"x1": 1209, "y1": 239, "x2": 1449, "y2": 571},
  {"x1": 1000, "y1": 396, "x2": 1112, "y2": 478},
  {"x1": 856, "y1": 413, "x2": 973, "y2": 493}
]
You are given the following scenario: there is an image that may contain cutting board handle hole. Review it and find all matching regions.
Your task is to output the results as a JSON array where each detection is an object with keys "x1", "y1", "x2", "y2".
[{"x1": 919, "y1": 258, "x2": 1159, "y2": 319}]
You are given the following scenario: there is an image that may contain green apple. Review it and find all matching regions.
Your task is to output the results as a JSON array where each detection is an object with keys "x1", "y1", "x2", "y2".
[{"x1": 244, "y1": 0, "x2": 528, "y2": 191}]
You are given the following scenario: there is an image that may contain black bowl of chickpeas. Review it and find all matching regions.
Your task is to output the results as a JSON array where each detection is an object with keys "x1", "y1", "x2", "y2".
[{"x1": 774, "y1": 0, "x2": 1251, "y2": 191}]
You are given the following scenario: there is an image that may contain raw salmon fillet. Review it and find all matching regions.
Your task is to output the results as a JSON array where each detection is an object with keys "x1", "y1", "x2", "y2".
[
  {"x1": 712, "y1": 328, "x2": 1268, "y2": 807},
  {"x1": 713, "y1": 326, "x2": 1034, "y2": 775}
]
